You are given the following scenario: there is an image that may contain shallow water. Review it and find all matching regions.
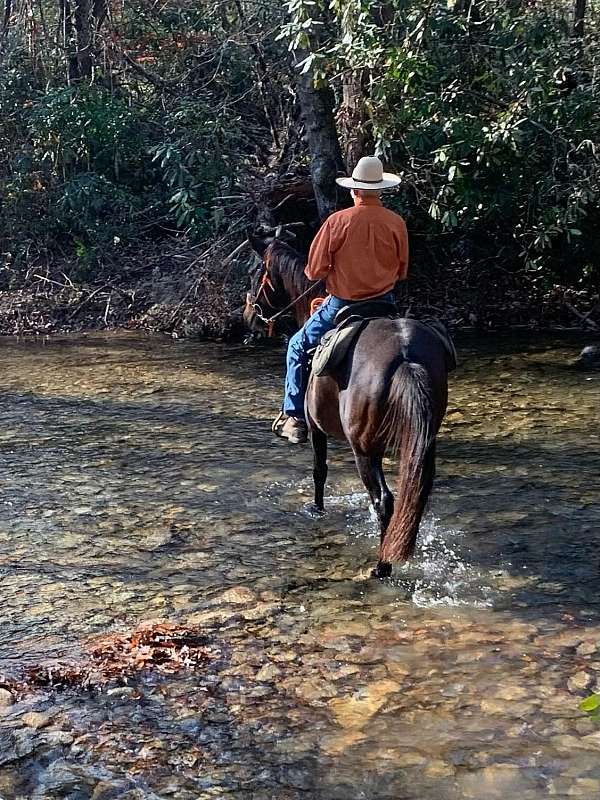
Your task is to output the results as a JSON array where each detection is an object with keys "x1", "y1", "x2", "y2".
[{"x1": 0, "y1": 331, "x2": 599, "y2": 799}]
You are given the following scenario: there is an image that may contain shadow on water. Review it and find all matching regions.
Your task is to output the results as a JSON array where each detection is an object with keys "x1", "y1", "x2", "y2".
[{"x1": 0, "y1": 345, "x2": 598, "y2": 622}]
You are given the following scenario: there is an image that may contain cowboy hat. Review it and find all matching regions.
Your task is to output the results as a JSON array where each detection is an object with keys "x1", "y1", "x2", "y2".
[{"x1": 336, "y1": 156, "x2": 401, "y2": 191}]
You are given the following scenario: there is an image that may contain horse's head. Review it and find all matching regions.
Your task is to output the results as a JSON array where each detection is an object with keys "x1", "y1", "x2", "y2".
[{"x1": 243, "y1": 230, "x2": 295, "y2": 336}]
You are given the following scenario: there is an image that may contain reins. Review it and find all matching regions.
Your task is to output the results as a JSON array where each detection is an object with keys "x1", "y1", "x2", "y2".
[
  {"x1": 253, "y1": 282, "x2": 320, "y2": 326},
  {"x1": 250, "y1": 254, "x2": 322, "y2": 337}
]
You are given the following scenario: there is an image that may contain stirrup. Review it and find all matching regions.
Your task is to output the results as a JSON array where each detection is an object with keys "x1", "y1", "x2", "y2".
[{"x1": 272, "y1": 411, "x2": 287, "y2": 434}]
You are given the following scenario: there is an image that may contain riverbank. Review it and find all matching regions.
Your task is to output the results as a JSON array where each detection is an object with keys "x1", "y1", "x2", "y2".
[{"x1": 1, "y1": 237, "x2": 598, "y2": 338}]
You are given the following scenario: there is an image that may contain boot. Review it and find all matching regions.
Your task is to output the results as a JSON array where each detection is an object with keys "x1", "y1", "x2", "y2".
[{"x1": 272, "y1": 413, "x2": 308, "y2": 444}]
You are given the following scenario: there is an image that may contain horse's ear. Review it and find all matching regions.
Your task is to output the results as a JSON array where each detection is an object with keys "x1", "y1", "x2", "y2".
[{"x1": 247, "y1": 229, "x2": 271, "y2": 257}]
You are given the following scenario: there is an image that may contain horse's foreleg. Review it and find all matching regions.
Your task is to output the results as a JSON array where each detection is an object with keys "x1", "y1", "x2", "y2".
[{"x1": 312, "y1": 428, "x2": 328, "y2": 512}]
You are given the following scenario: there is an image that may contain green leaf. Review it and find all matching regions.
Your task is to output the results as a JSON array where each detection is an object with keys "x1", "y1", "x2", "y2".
[{"x1": 579, "y1": 694, "x2": 600, "y2": 713}]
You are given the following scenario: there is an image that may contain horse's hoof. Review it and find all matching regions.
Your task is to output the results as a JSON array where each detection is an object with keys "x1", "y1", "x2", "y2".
[
  {"x1": 305, "y1": 503, "x2": 325, "y2": 518},
  {"x1": 371, "y1": 561, "x2": 392, "y2": 579}
]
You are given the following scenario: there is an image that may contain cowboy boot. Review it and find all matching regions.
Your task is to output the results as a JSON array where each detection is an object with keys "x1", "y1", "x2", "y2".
[{"x1": 273, "y1": 413, "x2": 308, "y2": 444}]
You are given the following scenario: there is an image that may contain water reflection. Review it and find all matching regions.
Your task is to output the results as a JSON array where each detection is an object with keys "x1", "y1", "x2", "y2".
[{"x1": 0, "y1": 332, "x2": 599, "y2": 799}]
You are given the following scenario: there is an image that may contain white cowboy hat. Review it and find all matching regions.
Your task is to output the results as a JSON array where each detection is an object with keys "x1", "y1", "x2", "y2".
[{"x1": 336, "y1": 156, "x2": 401, "y2": 191}]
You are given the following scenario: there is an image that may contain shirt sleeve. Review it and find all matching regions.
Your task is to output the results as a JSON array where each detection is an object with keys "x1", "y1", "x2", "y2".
[
  {"x1": 396, "y1": 219, "x2": 409, "y2": 280},
  {"x1": 305, "y1": 219, "x2": 333, "y2": 281}
]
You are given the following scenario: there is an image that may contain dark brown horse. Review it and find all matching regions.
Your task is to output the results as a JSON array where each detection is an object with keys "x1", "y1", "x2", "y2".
[{"x1": 244, "y1": 235, "x2": 450, "y2": 578}]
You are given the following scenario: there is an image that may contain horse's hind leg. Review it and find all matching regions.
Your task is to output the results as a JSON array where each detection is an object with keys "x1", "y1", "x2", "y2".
[
  {"x1": 312, "y1": 428, "x2": 328, "y2": 512},
  {"x1": 373, "y1": 457, "x2": 394, "y2": 579},
  {"x1": 354, "y1": 453, "x2": 393, "y2": 578}
]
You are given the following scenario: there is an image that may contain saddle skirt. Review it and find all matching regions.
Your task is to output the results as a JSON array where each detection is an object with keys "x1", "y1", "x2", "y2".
[{"x1": 311, "y1": 304, "x2": 457, "y2": 377}]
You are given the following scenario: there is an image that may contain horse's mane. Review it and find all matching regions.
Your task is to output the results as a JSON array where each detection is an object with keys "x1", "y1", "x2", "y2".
[
  {"x1": 267, "y1": 239, "x2": 310, "y2": 295},
  {"x1": 266, "y1": 239, "x2": 319, "y2": 324}
]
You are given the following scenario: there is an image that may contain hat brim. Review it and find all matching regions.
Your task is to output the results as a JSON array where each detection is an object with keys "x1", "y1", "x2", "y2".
[{"x1": 336, "y1": 172, "x2": 401, "y2": 190}]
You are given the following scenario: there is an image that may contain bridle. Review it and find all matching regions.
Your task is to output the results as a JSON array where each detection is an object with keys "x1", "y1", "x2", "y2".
[{"x1": 247, "y1": 252, "x2": 321, "y2": 337}]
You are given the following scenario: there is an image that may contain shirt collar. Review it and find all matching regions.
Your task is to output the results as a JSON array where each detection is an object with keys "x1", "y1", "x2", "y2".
[{"x1": 353, "y1": 194, "x2": 383, "y2": 207}]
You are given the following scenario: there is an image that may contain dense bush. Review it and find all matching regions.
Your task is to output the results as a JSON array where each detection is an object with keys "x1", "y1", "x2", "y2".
[{"x1": 0, "y1": 0, "x2": 598, "y2": 325}]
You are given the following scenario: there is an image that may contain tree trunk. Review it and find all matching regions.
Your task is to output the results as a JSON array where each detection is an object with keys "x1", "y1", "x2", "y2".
[
  {"x1": 295, "y1": 64, "x2": 345, "y2": 221},
  {"x1": 339, "y1": 68, "x2": 368, "y2": 171},
  {"x1": 60, "y1": 0, "x2": 80, "y2": 83},
  {"x1": 573, "y1": 0, "x2": 586, "y2": 37},
  {"x1": 74, "y1": 0, "x2": 92, "y2": 80},
  {"x1": 2, "y1": 0, "x2": 12, "y2": 36}
]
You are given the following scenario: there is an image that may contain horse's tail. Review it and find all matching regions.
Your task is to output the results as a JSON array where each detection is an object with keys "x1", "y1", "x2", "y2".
[{"x1": 379, "y1": 361, "x2": 436, "y2": 563}]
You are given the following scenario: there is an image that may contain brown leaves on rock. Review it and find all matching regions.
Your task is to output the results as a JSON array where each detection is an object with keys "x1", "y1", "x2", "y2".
[
  {"x1": 1, "y1": 621, "x2": 218, "y2": 695},
  {"x1": 87, "y1": 621, "x2": 213, "y2": 678}
]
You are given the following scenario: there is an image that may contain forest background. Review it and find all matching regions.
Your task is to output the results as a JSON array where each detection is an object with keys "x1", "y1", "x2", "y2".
[{"x1": 0, "y1": 0, "x2": 599, "y2": 336}]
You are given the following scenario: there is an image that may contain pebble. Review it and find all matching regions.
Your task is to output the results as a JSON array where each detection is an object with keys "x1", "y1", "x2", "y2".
[
  {"x1": 328, "y1": 679, "x2": 400, "y2": 729},
  {"x1": 91, "y1": 781, "x2": 141, "y2": 800},
  {"x1": 21, "y1": 711, "x2": 52, "y2": 730},
  {"x1": 37, "y1": 760, "x2": 101, "y2": 795},
  {"x1": 424, "y1": 759, "x2": 456, "y2": 778},
  {"x1": 40, "y1": 730, "x2": 75, "y2": 747},
  {"x1": 0, "y1": 688, "x2": 14, "y2": 707},
  {"x1": 294, "y1": 679, "x2": 339, "y2": 704},
  {"x1": 579, "y1": 732, "x2": 600, "y2": 750},
  {"x1": 576, "y1": 641, "x2": 598, "y2": 656},
  {"x1": 459, "y1": 763, "x2": 527, "y2": 798},
  {"x1": 495, "y1": 685, "x2": 528, "y2": 701},
  {"x1": 106, "y1": 686, "x2": 136, "y2": 699},
  {"x1": 480, "y1": 698, "x2": 532, "y2": 716},
  {"x1": 220, "y1": 586, "x2": 256, "y2": 605},
  {"x1": 567, "y1": 778, "x2": 600, "y2": 796},
  {"x1": 568, "y1": 671, "x2": 593, "y2": 692},
  {"x1": 255, "y1": 663, "x2": 281, "y2": 681}
]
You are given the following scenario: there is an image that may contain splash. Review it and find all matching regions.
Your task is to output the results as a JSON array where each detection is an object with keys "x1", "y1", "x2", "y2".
[
  {"x1": 403, "y1": 516, "x2": 494, "y2": 608},
  {"x1": 325, "y1": 490, "x2": 494, "y2": 608}
]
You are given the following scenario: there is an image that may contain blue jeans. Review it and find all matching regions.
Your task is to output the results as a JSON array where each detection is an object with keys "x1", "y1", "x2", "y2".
[{"x1": 283, "y1": 292, "x2": 395, "y2": 419}]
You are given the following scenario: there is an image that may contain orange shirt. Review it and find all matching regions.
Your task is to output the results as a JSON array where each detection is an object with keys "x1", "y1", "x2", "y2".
[{"x1": 304, "y1": 194, "x2": 409, "y2": 301}]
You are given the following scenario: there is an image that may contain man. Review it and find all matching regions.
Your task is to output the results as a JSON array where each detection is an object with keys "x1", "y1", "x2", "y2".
[{"x1": 273, "y1": 155, "x2": 408, "y2": 444}]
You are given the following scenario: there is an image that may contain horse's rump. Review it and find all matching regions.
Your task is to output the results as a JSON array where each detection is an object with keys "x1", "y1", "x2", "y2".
[{"x1": 308, "y1": 318, "x2": 447, "y2": 446}]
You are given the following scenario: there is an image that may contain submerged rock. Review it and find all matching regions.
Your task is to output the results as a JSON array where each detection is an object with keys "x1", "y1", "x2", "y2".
[
  {"x1": 35, "y1": 759, "x2": 104, "y2": 797},
  {"x1": 575, "y1": 344, "x2": 600, "y2": 370},
  {"x1": 0, "y1": 688, "x2": 14, "y2": 707},
  {"x1": 328, "y1": 679, "x2": 400, "y2": 729},
  {"x1": 0, "y1": 728, "x2": 36, "y2": 767},
  {"x1": 21, "y1": 711, "x2": 52, "y2": 730},
  {"x1": 567, "y1": 671, "x2": 593, "y2": 692},
  {"x1": 219, "y1": 586, "x2": 257, "y2": 605}
]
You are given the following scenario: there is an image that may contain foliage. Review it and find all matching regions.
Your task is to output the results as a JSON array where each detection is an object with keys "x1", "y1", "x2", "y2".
[
  {"x1": 0, "y1": 0, "x2": 599, "y2": 325},
  {"x1": 0, "y1": 0, "x2": 270, "y2": 278},
  {"x1": 282, "y1": 0, "x2": 600, "y2": 292}
]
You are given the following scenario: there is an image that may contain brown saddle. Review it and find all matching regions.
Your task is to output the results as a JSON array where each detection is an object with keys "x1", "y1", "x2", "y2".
[
  {"x1": 311, "y1": 300, "x2": 398, "y2": 377},
  {"x1": 311, "y1": 303, "x2": 457, "y2": 377}
]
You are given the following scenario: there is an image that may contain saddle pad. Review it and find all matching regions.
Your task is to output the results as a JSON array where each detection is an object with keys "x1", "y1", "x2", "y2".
[{"x1": 312, "y1": 319, "x2": 367, "y2": 377}]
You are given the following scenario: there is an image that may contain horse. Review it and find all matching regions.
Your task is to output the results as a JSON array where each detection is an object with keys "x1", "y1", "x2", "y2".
[{"x1": 244, "y1": 233, "x2": 450, "y2": 578}]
